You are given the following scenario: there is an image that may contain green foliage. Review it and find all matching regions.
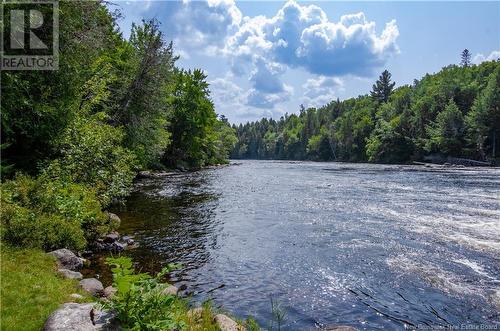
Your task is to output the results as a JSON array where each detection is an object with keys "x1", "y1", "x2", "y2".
[
  {"x1": 426, "y1": 100, "x2": 465, "y2": 155},
  {"x1": 104, "y1": 256, "x2": 187, "y2": 330},
  {"x1": 233, "y1": 62, "x2": 500, "y2": 163},
  {"x1": 466, "y1": 66, "x2": 500, "y2": 159},
  {"x1": 116, "y1": 19, "x2": 177, "y2": 168},
  {"x1": 1, "y1": 174, "x2": 111, "y2": 251},
  {"x1": 371, "y1": 69, "x2": 396, "y2": 104},
  {"x1": 2, "y1": 1, "x2": 234, "y2": 182},
  {"x1": 268, "y1": 297, "x2": 286, "y2": 331},
  {"x1": 43, "y1": 114, "x2": 136, "y2": 207},
  {"x1": 1, "y1": 246, "x2": 89, "y2": 331},
  {"x1": 165, "y1": 69, "x2": 236, "y2": 168}
]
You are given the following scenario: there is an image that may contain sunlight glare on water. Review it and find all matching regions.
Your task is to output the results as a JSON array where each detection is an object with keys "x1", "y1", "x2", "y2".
[{"x1": 114, "y1": 161, "x2": 500, "y2": 330}]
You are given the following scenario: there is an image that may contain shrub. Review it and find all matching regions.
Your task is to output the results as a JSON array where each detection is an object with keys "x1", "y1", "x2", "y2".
[
  {"x1": 0, "y1": 174, "x2": 111, "y2": 251},
  {"x1": 44, "y1": 114, "x2": 137, "y2": 207},
  {"x1": 104, "y1": 256, "x2": 186, "y2": 330}
]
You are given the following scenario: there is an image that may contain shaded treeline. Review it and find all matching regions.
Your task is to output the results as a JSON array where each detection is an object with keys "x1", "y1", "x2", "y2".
[
  {"x1": 0, "y1": 1, "x2": 236, "y2": 251},
  {"x1": 232, "y1": 61, "x2": 500, "y2": 164}
]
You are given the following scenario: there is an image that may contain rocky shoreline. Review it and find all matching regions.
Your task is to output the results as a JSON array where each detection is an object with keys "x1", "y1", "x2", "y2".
[
  {"x1": 43, "y1": 190, "x2": 359, "y2": 331},
  {"x1": 43, "y1": 211, "x2": 249, "y2": 331}
]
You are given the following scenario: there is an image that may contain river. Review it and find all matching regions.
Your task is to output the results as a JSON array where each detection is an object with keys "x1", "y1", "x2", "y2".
[{"x1": 103, "y1": 160, "x2": 500, "y2": 330}]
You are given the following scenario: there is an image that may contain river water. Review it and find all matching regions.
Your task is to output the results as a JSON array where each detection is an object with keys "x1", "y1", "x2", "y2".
[{"x1": 108, "y1": 160, "x2": 500, "y2": 330}]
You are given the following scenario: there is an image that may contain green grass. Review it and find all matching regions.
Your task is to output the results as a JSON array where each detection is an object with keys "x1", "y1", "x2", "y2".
[{"x1": 0, "y1": 245, "x2": 89, "y2": 331}]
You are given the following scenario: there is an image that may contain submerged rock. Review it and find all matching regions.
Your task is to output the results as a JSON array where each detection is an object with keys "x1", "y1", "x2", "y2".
[
  {"x1": 79, "y1": 278, "x2": 104, "y2": 297},
  {"x1": 58, "y1": 269, "x2": 83, "y2": 280},
  {"x1": 215, "y1": 314, "x2": 246, "y2": 331},
  {"x1": 48, "y1": 249, "x2": 84, "y2": 271},
  {"x1": 43, "y1": 303, "x2": 118, "y2": 331}
]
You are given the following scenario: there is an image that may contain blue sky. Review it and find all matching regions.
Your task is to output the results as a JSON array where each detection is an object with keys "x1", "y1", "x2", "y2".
[{"x1": 115, "y1": 1, "x2": 500, "y2": 123}]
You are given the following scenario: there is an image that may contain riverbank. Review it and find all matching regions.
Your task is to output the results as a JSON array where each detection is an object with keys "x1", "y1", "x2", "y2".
[
  {"x1": 0, "y1": 244, "x2": 255, "y2": 330},
  {"x1": 0, "y1": 246, "x2": 90, "y2": 330}
]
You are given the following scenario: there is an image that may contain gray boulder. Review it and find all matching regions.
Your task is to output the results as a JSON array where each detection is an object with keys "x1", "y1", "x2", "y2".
[
  {"x1": 215, "y1": 314, "x2": 246, "y2": 331},
  {"x1": 43, "y1": 303, "x2": 118, "y2": 331},
  {"x1": 160, "y1": 285, "x2": 178, "y2": 296},
  {"x1": 58, "y1": 269, "x2": 83, "y2": 280},
  {"x1": 79, "y1": 278, "x2": 104, "y2": 297},
  {"x1": 103, "y1": 286, "x2": 117, "y2": 299},
  {"x1": 103, "y1": 232, "x2": 120, "y2": 244},
  {"x1": 44, "y1": 303, "x2": 94, "y2": 331},
  {"x1": 111, "y1": 242, "x2": 126, "y2": 252},
  {"x1": 48, "y1": 249, "x2": 83, "y2": 271}
]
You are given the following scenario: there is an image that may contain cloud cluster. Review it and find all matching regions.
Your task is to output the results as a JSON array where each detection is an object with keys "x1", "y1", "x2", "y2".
[
  {"x1": 224, "y1": 1, "x2": 399, "y2": 78},
  {"x1": 209, "y1": 77, "x2": 287, "y2": 122},
  {"x1": 302, "y1": 76, "x2": 344, "y2": 107},
  {"x1": 149, "y1": 0, "x2": 399, "y2": 114},
  {"x1": 160, "y1": 0, "x2": 242, "y2": 52},
  {"x1": 473, "y1": 50, "x2": 500, "y2": 64}
]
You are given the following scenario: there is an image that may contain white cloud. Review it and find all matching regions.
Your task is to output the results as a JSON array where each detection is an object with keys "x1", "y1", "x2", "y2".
[
  {"x1": 209, "y1": 76, "x2": 289, "y2": 122},
  {"x1": 246, "y1": 84, "x2": 294, "y2": 109},
  {"x1": 145, "y1": 0, "x2": 399, "y2": 111},
  {"x1": 302, "y1": 76, "x2": 344, "y2": 107},
  {"x1": 210, "y1": 76, "x2": 246, "y2": 106},
  {"x1": 473, "y1": 50, "x2": 500, "y2": 64},
  {"x1": 160, "y1": 0, "x2": 242, "y2": 54},
  {"x1": 224, "y1": 1, "x2": 399, "y2": 77}
]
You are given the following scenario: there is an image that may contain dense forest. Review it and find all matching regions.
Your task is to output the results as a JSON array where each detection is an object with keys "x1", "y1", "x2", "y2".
[
  {"x1": 231, "y1": 58, "x2": 500, "y2": 164},
  {"x1": 1, "y1": 1, "x2": 236, "y2": 251}
]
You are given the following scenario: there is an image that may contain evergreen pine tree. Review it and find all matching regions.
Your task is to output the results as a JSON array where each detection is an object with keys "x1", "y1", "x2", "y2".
[
  {"x1": 371, "y1": 70, "x2": 396, "y2": 103},
  {"x1": 461, "y1": 49, "x2": 472, "y2": 67}
]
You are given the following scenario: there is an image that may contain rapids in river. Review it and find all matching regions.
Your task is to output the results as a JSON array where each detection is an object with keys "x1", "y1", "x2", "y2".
[{"x1": 94, "y1": 160, "x2": 500, "y2": 330}]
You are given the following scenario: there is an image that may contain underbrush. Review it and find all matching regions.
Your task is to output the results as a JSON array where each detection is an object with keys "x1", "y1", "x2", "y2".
[
  {"x1": 103, "y1": 256, "x2": 260, "y2": 330},
  {"x1": 0, "y1": 245, "x2": 90, "y2": 331},
  {"x1": 0, "y1": 174, "x2": 113, "y2": 251}
]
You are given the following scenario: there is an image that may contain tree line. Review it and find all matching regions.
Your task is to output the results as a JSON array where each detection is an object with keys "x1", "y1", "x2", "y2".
[
  {"x1": 231, "y1": 56, "x2": 500, "y2": 164},
  {"x1": 0, "y1": 1, "x2": 236, "y2": 251}
]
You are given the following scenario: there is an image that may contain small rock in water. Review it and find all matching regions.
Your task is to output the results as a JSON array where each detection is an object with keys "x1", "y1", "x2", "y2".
[
  {"x1": 111, "y1": 242, "x2": 126, "y2": 252},
  {"x1": 160, "y1": 285, "x2": 178, "y2": 296},
  {"x1": 214, "y1": 314, "x2": 246, "y2": 331},
  {"x1": 79, "y1": 278, "x2": 104, "y2": 297},
  {"x1": 58, "y1": 269, "x2": 83, "y2": 280},
  {"x1": 122, "y1": 236, "x2": 135, "y2": 245},
  {"x1": 103, "y1": 232, "x2": 120, "y2": 244},
  {"x1": 48, "y1": 249, "x2": 84, "y2": 271}
]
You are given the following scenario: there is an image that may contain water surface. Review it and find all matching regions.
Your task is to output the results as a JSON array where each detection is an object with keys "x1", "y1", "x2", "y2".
[{"x1": 110, "y1": 161, "x2": 500, "y2": 330}]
